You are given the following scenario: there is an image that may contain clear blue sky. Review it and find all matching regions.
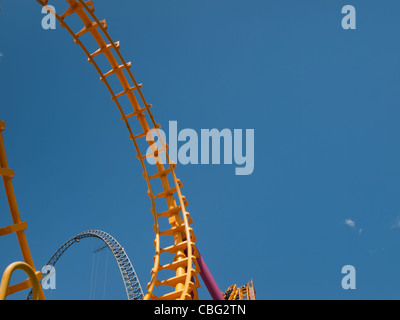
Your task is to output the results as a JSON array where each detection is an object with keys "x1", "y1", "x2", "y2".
[{"x1": 1, "y1": 0, "x2": 400, "y2": 300}]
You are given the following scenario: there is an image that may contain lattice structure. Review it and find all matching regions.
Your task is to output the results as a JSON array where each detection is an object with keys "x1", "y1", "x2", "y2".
[
  {"x1": 223, "y1": 280, "x2": 256, "y2": 300},
  {"x1": 35, "y1": 0, "x2": 200, "y2": 300},
  {"x1": 27, "y1": 230, "x2": 143, "y2": 300},
  {"x1": 0, "y1": 121, "x2": 45, "y2": 300}
]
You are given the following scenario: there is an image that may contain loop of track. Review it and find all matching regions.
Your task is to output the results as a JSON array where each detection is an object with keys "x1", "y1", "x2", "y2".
[{"x1": 36, "y1": 0, "x2": 200, "y2": 300}]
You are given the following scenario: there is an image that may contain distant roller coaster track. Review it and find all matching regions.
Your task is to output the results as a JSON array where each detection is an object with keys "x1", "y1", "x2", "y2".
[{"x1": 27, "y1": 230, "x2": 144, "y2": 300}]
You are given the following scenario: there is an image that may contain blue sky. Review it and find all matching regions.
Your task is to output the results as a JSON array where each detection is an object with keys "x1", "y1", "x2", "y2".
[{"x1": 1, "y1": 0, "x2": 400, "y2": 300}]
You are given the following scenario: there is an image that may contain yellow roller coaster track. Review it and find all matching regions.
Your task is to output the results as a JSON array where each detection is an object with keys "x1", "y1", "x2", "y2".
[
  {"x1": 223, "y1": 280, "x2": 256, "y2": 300},
  {"x1": 0, "y1": 121, "x2": 45, "y2": 300},
  {"x1": 35, "y1": 0, "x2": 200, "y2": 300}
]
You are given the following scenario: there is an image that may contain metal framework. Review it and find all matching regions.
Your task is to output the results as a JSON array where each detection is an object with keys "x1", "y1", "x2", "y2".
[
  {"x1": 1, "y1": 1, "x2": 254, "y2": 300},
  {"x1": 27, "y1": 230, "x2": 144, "y2": 300},
  {"x1": 223, "y1": 280, "x2": 256, "y2": 300},
  {"x1": 0, "y1": 121, "x2": 45, "y2": 300},
  {"x1": 35, "y1": 0, "x2": 201, "y2": 300}
]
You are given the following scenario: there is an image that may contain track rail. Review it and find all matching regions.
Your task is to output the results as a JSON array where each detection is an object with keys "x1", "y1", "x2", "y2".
[
  {"x1": 27, "y1": 230, "x2": 144, "y2": 300},
  {"x1": 36, "y1": 0, "x2": 200, "y2": 299},
  {"x1": 0, "y1": 121, "x2": 45, "y2": 300},
  {"x1": 223, "y1": 280, "x2": 256, "y2": 300}
]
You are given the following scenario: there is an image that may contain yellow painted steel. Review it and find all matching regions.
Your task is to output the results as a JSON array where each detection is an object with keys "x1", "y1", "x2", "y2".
[
  {"x1": 34, "y1": 0, "x2": 200, "y2": 299},
  {"x1": 0, "y1": 121, "x2": 45, "y2": 300},
  {"x1": 0, "y1": 262, "x2": 41, "y2": 300},
  {"x1": 223, "y1": 280, "x2": 256, "y2": 300}
]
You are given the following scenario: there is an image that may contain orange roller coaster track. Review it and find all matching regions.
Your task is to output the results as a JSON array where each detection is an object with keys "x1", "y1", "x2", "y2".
[
  {"x1": 0, "y1": 121, "x2": 45, "y2": 300},
  {"x1": 35, "y1": 0, "x2": 201, "y2": 300}
]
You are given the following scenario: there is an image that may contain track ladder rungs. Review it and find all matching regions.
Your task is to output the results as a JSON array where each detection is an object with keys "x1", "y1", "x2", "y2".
[
  {"x1": 156, "y1": 257, "x2": 189, "y2": 272},
  {"x1": 0, "y1": 168, "x2": 15, "y2": 178},
  {"x1": 0, "y1": 221, "x2": 28, "y2": 237},
  {"x1": 147, "y1": 178, "x2": 182, "y2": 198},
  {"x1": 75, "y1": 19, "x2": 107, "y2": 38},
  {"x1": 139, "y1": 145, "x2": 169, "y2": 160},
  {"x1": 160, "y1": 240, "x2": 189, "y2": 254},
  {"x1": 89, "y1": 41, "x2": 120, "y2": 60},
  {"x1": 61, "y1": 0, "x2": 94, "y2": 20},
  {"x1": 101, "y1": 62, "x2": 132, "y2": 80},
  {"x1": 128, "y1": 123, "x2": 161, "y2": 141},
  {"x1": 156, "y1": 273, "x2": 188, "y2": 288},
  {"x1": 111, "y1": 83, "x2": 143, "y2": 101},
  {"x1": 152, "y1": 186, "x2": 181, "y2": 200},
  {"x1": 122, "y1": 104, "x2": 152, "y2": 120},
  {"x1": 158, "y1": 224, "x2": 185, "y2": 236},
  {"x1": 146, "y1": 164, "x2": 177, "y2": 180},
  {"x1": 152, "y1": 205, "x2": 181, "y2": 218},
  {"x1": 157, "y1": 289, "x2": 184, "y2": 300}
]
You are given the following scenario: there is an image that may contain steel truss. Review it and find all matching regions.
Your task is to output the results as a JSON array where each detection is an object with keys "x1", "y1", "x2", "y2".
[{"x1": 27, "y1": 230, "x2": 143, "y2": 300}]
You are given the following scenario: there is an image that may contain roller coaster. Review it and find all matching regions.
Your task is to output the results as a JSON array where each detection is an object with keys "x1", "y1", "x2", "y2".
[
  {"x1": 26, "y1": 230, "x2": 144, "y2": 300},
  {"x1": 0, "y1": 0, "x2": 256, "y2": 300}
]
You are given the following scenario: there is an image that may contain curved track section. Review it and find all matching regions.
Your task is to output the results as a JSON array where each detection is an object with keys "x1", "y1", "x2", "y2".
[
  {"x1": 36, "y1": 0, "x2": 200, "y2": 300},
  {"x1": 27, "y1": 229, "x2": 144, "y2": 300}
]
